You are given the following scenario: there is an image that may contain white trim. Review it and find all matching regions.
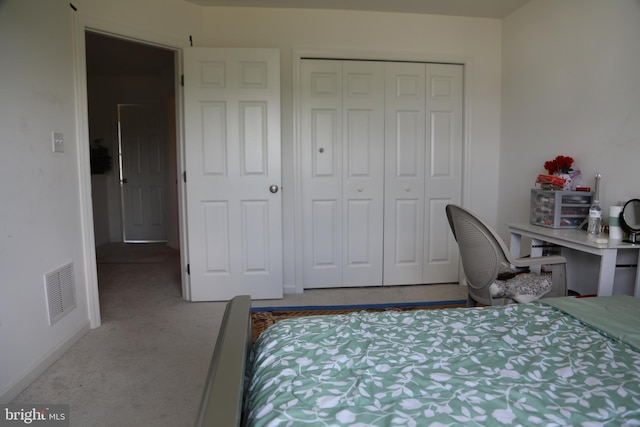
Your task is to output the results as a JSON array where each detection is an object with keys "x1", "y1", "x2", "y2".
[
  {"x1": 72, "y1": 12, "x2": 190, "y2": 327},
  {"x1": 75, "y1": 13, "x2": 186, "y2": 51},
  {"x1": 291, "y1": 48, "x2": 472, "y2": 294},
  {"x1": 72, "y1": 12, "x2": 101, "y2": 328},
  {"x1": 174, "y1": 51, "x2": 190, "y2": 301}
]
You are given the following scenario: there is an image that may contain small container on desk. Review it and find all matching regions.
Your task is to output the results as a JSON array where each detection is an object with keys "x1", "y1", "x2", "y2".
[{"x1": 530, "y1": 189, "x2": 593, "y2": 228}]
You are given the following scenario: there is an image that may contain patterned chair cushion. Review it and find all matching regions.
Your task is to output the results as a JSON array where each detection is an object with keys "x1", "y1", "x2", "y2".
[{"x1": 490, "y1": 273, "x2": 552, "y2": 304}]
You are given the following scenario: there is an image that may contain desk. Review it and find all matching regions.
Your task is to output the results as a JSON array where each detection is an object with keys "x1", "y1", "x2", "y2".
[{"x1": 508, "y1": 223, "x2": 640, "y2": 297}]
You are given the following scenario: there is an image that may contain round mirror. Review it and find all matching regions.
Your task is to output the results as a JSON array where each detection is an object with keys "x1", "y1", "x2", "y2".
[{"x1": 619, "y1": 198, "x2": 640, "y2": 243}]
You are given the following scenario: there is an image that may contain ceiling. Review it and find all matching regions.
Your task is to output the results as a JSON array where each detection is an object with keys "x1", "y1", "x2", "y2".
[{"x1": 184, "y1": 0, "x2": 531, "y2": 19}]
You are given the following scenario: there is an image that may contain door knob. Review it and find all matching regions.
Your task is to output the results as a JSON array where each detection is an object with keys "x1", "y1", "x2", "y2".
[
  {"x1": 269, "y1": 185, "x2": 279, "y2": 194},
  {"x1": 121, "y1": 178, "x2": 128, "y2": 184}
]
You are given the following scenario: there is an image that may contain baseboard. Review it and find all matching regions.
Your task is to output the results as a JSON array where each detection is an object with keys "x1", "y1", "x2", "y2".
[
  {"x1": 283, "y1": 283, "x2": 300, "y2": 295},
  {"x1": 0, "y1": 320, "x2": 91, "y2": 403}
]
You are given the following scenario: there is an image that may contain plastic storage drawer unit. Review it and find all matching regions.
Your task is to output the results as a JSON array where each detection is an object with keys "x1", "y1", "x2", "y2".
[{"x1": 530, "y1": 189, "x2": 593, "y2": 228}]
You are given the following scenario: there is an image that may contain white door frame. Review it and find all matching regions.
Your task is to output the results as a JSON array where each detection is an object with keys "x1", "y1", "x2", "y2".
[
  {"x1": 73, "y1": 14, "x2": 189, "y2": 328},
  {"x1": 292, "y1": 48, "x2": 473, "y2": 294}
]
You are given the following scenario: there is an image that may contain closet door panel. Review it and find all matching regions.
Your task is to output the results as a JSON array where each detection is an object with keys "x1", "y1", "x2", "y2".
[
  {"x1": 384, "y1": 62, "x2": 426, "y2": 285},
  {"x1": 311, "y1": 200, "x2": 340, "y2": 266},
  {"x1": 312, "y1": 110, "x2": 339, "y2": 177},
  {"x1": 426, "y1": 198, "x2": 452, "y2": 262},
  {"x1": 346, "y1": 199, "x2": 374, "y2": 264},
  {"x1": 394, "y1": 199, "x2": 421, "y2": 263},
  {"x1": 342, "y1": 61, "x2": 385, "y2": 286},
  {"x1": 301, "y1": 60, "x2": 343, "y2": 287},
  {"x1": 423, "y1": 64, "x2": 463, "y2": 283},
  {"x1": 396, "y1": 112, "x2": 420, "y2": 176}
]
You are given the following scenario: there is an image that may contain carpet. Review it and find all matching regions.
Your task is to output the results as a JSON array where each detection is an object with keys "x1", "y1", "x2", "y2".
[
  {"x1": 251, "y1": 299, "x2": 467, "y2": 342},
  {"x1": 96, "y1": 242, "x2": 179, "y2": 264}
]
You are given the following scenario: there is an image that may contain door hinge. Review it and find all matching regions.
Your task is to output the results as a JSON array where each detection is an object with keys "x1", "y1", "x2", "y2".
[
  {"x1": 186, "y1": 264, "x2": 190, "y2": 275},
  {"x1": 181, "y1": 75, "x2": 184, "y2": 87},
  {"x1": 183, "y1": 171, "x2": 187, "y2": 183}
]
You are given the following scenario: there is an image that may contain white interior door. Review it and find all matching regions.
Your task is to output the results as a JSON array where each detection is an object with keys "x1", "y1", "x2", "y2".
[
  {"x1": 118, "y1": 103, "x2": 167, "y2": 242},
  {"x1": 300, "y1": 60, "x2": 385, "y2": 288},
  {"x1": 184, "y1": 48, "x2": 283, "y2": 301}
]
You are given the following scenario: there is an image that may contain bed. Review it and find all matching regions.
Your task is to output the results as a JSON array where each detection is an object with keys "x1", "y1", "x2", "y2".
[{"x1": 196, "y1": 295, "x2": 640, "y2": 426}]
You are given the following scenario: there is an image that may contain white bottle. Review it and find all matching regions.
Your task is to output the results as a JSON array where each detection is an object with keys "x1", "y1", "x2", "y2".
[{"x1": 587, "y1": 173, "x2": 601, "y2": 235}]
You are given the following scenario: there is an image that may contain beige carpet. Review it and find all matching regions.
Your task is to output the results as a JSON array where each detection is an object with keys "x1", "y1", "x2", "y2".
[
  {"x1": 12, "y1": 244, "x2": 466, "y2": 426},
  {"x1": 96, "y1": 242, "x2": 179, "y2": 264}
]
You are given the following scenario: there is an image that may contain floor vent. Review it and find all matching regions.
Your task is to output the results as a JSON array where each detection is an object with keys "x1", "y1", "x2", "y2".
[{"x1": 45, "y1": 263, "x2": 77, "y2": 326}]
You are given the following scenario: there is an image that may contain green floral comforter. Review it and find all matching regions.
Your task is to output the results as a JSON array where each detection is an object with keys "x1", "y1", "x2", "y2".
[{"x1": 244, "y1": 300, "x2": 640, "y2": 426}]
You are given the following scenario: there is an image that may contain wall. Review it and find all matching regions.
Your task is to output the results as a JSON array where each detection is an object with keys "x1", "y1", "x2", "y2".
[
  {"x1": 0, "y1": 0, "x2": 203, "y2": 402},
  {"x1": 499, "y1": 0, "x2": 640, "y2": 238},
  {"x1": 0, "y1": 0, "x2": 502, "y2": 399},
  {"x1": 72, "y1": 2, "x2": 503, "y2": 293},
  {"x1": 0, "y1": 0, "x2": 91, "y2": 401},
  {"x1": 198, "y1": 7, "x2": 503, "y2": 291}
]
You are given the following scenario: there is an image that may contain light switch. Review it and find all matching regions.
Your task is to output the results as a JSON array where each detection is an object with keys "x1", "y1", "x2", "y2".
[{"x1": 52, "y1": 131, "x2": 64, "y2": 153}]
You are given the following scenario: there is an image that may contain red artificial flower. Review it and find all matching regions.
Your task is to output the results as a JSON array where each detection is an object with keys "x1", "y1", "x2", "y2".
[{"x1": 544, "y1": 155, "x2": 573, "y2": 174}]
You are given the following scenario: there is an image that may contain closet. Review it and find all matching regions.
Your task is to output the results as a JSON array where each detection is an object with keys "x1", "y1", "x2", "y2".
[{"x1": 300, "y1": 59, "x2": 462, "y2": 288}]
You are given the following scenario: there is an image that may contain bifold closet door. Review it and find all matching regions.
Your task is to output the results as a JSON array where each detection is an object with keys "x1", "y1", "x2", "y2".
[
  {"x1": 300, "y1": 60, "x2": 385, "y2": 288},
  {"x1": 383, "y1": 63, "x2": 462, "y2": 285},
  {"x1": 300, "y1": 59, "x2": 461, "y2": 289}
]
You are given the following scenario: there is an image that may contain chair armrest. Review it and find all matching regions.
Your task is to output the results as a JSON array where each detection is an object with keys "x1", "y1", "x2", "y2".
[{"x1": 511, "y1": 255, "x2": 566, "y2": 268}]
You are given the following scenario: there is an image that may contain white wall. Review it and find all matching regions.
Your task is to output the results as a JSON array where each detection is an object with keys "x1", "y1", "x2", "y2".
[
  {"x1": 198, "y1": 7, "x2": 503, "y2": 291},
  {"x1": 0, "y1": 0, "x2": 203, "y2": 402},
  {"x1": 499, "y1": 0, "x2": 640, "y2": 238},
  {"x1": 3, "y1": 0, "x2": 637, "y2": 401},
  {"x1": 72, "y1": 3, "x2": 503, "y2": 293},
  {"x1": 0, "y1": 0, "x2": 502, "y2": 399},
  {"x1": 0, "y1": 0, "x2": 91, "y2": 401}
]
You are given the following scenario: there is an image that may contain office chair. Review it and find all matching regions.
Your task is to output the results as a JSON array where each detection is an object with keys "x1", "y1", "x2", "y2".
[{"x1": 446, "y1": 204, "x2": 567, "y2": 306}]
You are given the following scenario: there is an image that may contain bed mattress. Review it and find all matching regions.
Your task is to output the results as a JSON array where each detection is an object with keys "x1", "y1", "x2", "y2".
[{"x1": 244, "y1": 296, "x2": 640, "y2": 426}]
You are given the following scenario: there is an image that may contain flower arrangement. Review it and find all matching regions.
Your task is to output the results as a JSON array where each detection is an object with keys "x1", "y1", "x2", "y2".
[{"x1": 544, "y1": 155, "x2": 574, "y2": 175}]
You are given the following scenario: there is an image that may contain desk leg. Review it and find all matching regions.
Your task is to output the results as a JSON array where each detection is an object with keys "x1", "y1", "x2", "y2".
[
  {"x1": 598, "y1": 250, "x2": 617, "y2": 296},
  {"x1": 509, "y1": 232, "x2": 522, "y2": 259},
  {"x1": 529, "y1": 238, "x2": 544, "y2": 275}
]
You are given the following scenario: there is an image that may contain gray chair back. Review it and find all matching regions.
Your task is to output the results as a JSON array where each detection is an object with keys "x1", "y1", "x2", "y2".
[{"x1": 446, "y1": 204, "x2": 507, "y2": 306}]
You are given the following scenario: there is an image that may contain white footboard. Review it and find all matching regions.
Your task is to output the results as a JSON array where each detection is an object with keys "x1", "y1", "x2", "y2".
[{"x1": 195, "y1": 295, "x2": 252, "y2": 427}]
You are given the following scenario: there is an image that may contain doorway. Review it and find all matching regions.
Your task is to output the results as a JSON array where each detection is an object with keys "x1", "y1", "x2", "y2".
[
  {"x1": 85, "y1": 31, "x2": 179, "y2": 246},
  {"x1": 85, "y1": 32, "x2": 181, "y2": 295}
]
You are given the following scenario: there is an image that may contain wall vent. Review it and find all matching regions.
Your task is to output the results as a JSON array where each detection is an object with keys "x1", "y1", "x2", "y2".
[{"x1": 45, "y1": 263, "x2": 77, "y2": 326}]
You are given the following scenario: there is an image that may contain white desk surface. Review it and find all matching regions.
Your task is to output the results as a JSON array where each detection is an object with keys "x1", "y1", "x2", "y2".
[
  {"x1": 508, "y1": 223, "x2": 639, "y2": 253},
  {"x1": 508, "y1": 222, "x2": 640, "y2": 297}
]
